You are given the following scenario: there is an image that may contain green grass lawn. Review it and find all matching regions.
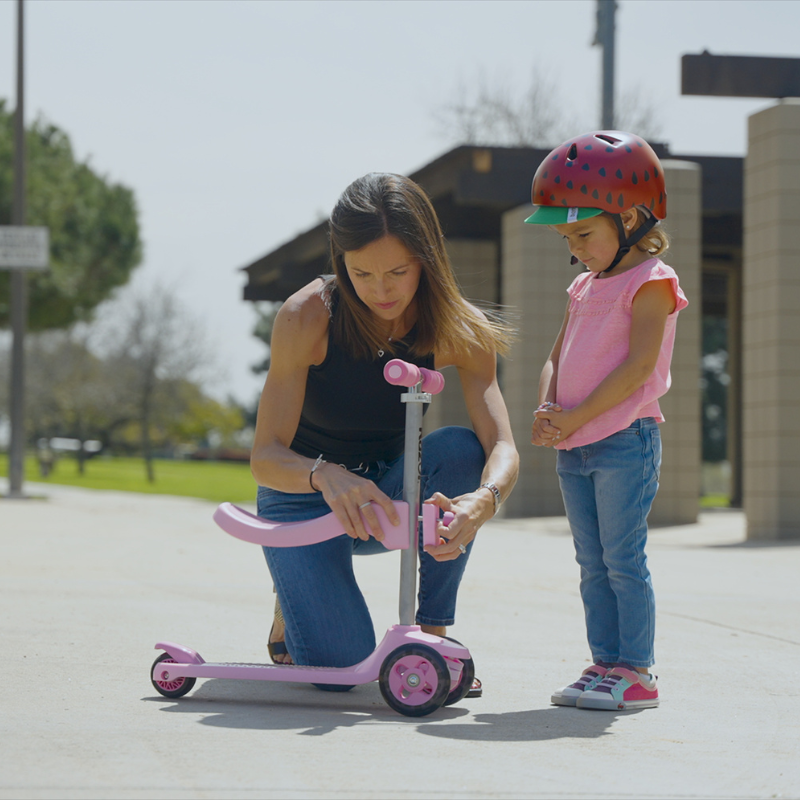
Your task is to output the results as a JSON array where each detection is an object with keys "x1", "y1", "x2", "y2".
[
  {"x1": 0, "y1": 454, "x2": 257, "y2": 504},
  {"x1": 699, "y1": 493, "x2": 731, "y2": 508}
]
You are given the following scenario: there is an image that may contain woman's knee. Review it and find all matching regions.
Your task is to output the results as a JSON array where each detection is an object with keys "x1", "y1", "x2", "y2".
[
  {"x1": 422, "y1": 426, "x2": 484, "y2": 495},
  {"x1": 423, "y1": 426, "x2": 484, "y2": 471}
]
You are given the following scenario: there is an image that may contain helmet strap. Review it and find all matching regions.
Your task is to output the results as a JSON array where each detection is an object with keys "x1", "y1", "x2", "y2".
[{"x1": 602, "y1": 212, "x2": 658, "y2": 273}]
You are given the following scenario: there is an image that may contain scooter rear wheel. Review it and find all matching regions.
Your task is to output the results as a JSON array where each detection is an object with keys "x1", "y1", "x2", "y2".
[
  {"x1": 379, "y1": 644, "x2": 450, "y2": 717},
  {"x1": 151, "y1": 652, "x2": 196, "y2": 699}
]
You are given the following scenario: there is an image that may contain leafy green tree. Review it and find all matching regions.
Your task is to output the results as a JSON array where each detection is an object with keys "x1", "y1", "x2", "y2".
[
  {"x1": 0, "y1": 99, "x2": 142, "y2": 329},
  {"x1": 251, "y1": 301, "x2": 282, "y2": 376}
]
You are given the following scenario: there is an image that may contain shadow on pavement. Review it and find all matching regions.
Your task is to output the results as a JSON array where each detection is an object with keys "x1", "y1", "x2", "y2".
[
  {"x1": 418, "y1": 707, "x2": 639, "y2": 742},
  {"x1": 143, "y1": 678, "x2": 469, "y2": 736},
  {"x1": 143, "y1": 677, "x2": 634, "y2": 740},
  {"x1": 707, "y1": 538, "x2": 800, "y2": 549}
]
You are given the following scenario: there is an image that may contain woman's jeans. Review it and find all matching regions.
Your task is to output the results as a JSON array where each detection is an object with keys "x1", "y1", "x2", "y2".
[
  {"x1": 257, "y1": 426, "x2": 485, "y2": 671},
  {"x1": 556, "y1": 418, "x2": 661, "y2": 669}
]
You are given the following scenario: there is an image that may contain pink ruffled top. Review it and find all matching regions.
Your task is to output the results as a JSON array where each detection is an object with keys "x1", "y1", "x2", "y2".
[{"x1": 555, "y1": 258, "x2": 688, "y2": 449}]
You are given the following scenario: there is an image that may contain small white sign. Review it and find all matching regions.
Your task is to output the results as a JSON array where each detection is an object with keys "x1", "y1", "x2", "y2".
[{"x1": 0, "y1": 226, "x2": 50, "y2": 269}]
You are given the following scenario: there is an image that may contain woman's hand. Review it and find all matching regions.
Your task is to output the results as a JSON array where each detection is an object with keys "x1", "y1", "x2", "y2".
[
  {"x1": 531, "y1": 402, "x2": 563, "y2": 447},
  {"x1": 421, "y1": 489, "x2": 494, "y2": 562},
  {"x1": 313, "y1": 462, "x2": 401, "y2": 542}
]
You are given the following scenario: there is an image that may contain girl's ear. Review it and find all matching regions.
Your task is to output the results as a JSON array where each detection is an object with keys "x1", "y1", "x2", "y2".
[{"x1": 620, "y1": 208, "x2": 639, "y2": 232}]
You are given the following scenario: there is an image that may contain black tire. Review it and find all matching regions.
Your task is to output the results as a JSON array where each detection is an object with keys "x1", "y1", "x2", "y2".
[
  {"x1": 151, "y1": 651, "x2": 196, "y2": 699},
  {"x1": 441, "y1": 636, "x2": 476, "y2": 707},
  {"x1": 379, "y1": 644, "x2": 450, "y2": 717}
]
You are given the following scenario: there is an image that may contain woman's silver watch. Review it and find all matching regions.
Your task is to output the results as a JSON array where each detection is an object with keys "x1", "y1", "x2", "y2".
[{"x1": 480, "y1": 481, "x2": 502, "y2": 515}]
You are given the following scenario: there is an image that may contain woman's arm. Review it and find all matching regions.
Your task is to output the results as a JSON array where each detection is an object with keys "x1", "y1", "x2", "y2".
[
  {"x1": 534, "y1": 279, "x2": 676, "y2": 442},
  {"x1": 250, "y1": 280, "x2": 400, "y2": 540},
  {"x1": 425, "y1": 340, "x2": 519, "y2": 562}
]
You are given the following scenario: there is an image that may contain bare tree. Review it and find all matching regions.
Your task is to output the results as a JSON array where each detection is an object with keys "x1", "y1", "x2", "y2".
[
  {"x1": 614, "y1": 86, "x2": 664, "y2": 142},
  {"x1": 24, "y1": 328, "x2": 129, "y2": 474},
  {"x1": 434, "y1": 70, "x2": 663, "y2": 148},
  {"x1": 434, "y1": 70, "x2": 579, "y2": 148},
  {"x1": 97, "y1": 283, "x2": 209, "y2": 482}
]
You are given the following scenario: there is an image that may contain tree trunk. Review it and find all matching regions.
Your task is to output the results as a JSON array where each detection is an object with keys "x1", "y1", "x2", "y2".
[{"x1": 141, "y1": 390, "x2": 155, "y2": 484}]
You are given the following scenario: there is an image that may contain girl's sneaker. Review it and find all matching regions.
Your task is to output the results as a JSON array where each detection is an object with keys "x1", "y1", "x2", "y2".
[
  {"x1": 577, "y1": 666, "x2": 659, "y2": 710},
  {"x1": 551, "y1": 663, "x2": 612, "y2": 707}
]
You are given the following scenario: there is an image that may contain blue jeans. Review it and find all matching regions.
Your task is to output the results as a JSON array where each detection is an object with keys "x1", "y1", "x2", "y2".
[
  {"x1": 556, "y1": 418, "x2": 661, "y2": 669},
  {"x1": 257, "y1": 426, "x2": 485, "y2": 670}
]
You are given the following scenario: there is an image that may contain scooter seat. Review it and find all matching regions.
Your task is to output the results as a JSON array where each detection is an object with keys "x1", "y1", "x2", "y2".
[{"x1": 213, "y1": 501, "x2": 440, "y2": 550}]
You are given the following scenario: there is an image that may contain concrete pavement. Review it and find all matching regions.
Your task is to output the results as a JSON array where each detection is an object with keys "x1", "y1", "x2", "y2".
[{"x1": 1, "y1": 479, "x2": 799, "y2": 800}]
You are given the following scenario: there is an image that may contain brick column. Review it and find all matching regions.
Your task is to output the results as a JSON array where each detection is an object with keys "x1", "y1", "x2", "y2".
[{"x1": 743, "y1": 99, "x2": 800, "y2": 540}]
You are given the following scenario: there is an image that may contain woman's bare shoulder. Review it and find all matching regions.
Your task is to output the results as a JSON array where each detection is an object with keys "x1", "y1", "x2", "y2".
[
  {"x1": 273, "y1": 279, "x2": 331, "y2": 362},
  {"x1": 278, "y1": 279, "x2": 330, "y2": 327}
]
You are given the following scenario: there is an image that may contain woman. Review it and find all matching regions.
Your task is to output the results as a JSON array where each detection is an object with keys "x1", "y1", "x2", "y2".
[{"x1": 250, "y1": 172, "x2": 519, "y2": 687}]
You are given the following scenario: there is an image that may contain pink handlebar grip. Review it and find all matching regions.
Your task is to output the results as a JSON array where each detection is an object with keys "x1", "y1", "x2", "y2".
[
  {"x1": 384, "y1": 359, "x2": 445, "y2": 394},
  {"x1": 384, "y1": 359, "x2": 420, "y2": 386},
  {"x1": 419, "y1": 368, "x2": 445, "y2": 395}
]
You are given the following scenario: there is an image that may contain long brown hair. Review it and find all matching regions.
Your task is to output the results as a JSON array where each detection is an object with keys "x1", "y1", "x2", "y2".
[{"x1": 327, "y1": 172, "x2": 514, "y2": 360}]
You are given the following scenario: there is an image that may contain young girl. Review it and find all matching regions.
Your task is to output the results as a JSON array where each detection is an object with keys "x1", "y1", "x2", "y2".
[{"x1": 526, "y1": 131, "x2": 688, "y2": 711}]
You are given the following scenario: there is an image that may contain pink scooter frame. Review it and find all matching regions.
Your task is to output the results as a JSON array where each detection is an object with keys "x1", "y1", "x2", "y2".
[{"x1": 152, "y1": 359, "x2": 475, "y2": 717}]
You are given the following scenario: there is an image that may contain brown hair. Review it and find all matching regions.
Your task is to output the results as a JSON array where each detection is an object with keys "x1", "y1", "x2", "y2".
[{"x1": 327, "y1": 172, "x2": 514, "y2": 360}]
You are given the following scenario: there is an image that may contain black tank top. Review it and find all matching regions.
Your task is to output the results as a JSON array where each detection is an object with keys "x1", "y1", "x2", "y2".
[{"x1": 290, "y1": 326, "x2": 435, "y2": 469}]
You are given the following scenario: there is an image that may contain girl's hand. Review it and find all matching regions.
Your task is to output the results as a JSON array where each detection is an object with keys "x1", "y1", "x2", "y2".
[
  {"x1": 531, "y1": 402, "x2": 563, "y2": 447},
  {"x1": 421, "y1": 490, "x2": 492, "y2": 562},
  {"x1": 313, "y1": 462, "x2": 401, "y2": 542},
  {"x1": 534, "y1": 405, "x2": 581, "y2": 444}
]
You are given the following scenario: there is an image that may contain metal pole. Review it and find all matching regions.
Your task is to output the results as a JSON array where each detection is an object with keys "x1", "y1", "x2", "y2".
[
  {"x1": 398, "y1": 389, "x2": 425, "y2": 626},
  {"x1": 597, "y1": 0, "x2": 616, "y2": 129},
  {"x1": 8, "y1": 0, "x2": 27, "y2": 498}
]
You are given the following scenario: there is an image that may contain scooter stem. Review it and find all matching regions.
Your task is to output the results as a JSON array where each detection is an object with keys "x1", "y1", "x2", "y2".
[{"x1": 399, "y1": 384, "x2": 428, "y2": 625}]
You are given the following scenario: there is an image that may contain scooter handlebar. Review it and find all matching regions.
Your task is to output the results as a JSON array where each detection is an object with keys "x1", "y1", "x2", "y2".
[{"x1": 383, "y1": 359, "x2": 445, "y2": 394}]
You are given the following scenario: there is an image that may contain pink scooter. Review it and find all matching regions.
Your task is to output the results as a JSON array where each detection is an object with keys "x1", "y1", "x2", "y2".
[{"x1": 151, "y1": 359, "x2": 475, "y2": 717}]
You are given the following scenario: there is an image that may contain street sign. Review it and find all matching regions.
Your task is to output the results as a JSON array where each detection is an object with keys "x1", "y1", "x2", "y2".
[{"x1": 0, "y1": 225, "x2": 49, "y2": 269}]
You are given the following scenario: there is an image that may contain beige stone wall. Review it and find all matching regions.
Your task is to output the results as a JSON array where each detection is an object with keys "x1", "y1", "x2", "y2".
[
  {"x1": 743, "y1": 99, "x2": 800, "y2": 540},
  {"x1": 649, "y1": 161, "x2": 702, "y2": 526},
  {"x1": 424, "y1": 239, "x2": 498, "y2": 435},
  {"x1": 499, "y1": 208, "x2": 571, "y2": 517},
  {"x1": 499, "y1": 160, "x2": 701, "y2": 523}
]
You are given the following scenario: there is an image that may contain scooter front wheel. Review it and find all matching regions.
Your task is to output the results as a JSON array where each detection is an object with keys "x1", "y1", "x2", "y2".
[
  {"x1": 379, "y1": 644, "x2": 450, "y2": 717},
  {"x1": 151, "y1": 651, "x2": 196, "y2": 699}
]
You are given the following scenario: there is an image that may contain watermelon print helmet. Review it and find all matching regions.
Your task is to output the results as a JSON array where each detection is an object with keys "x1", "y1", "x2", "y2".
[
  {"x1": 524, "y1": 130, "x2": 667, "y2": 272},
  {"x1": 525, "y1": 130, "x2": 666, "y2": 224}
]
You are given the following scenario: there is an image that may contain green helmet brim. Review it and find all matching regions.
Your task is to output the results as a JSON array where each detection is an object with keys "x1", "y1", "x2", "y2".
[{"x1": 524, "y1": 206, "x2": 605, "y2": 225}]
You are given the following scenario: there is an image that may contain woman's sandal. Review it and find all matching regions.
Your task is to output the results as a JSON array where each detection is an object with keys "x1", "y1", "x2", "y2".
[
  {"x1": 268, "y1": 595, "x2": 291, "y2": 664},
  {"x1": 467, "y1": 677, "x2": 483, "y2": 698}
]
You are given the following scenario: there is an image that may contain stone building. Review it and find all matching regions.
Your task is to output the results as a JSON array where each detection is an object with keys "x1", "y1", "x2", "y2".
[{"x1": 240, "y1": 104, "x2": 800, "y2": 542}]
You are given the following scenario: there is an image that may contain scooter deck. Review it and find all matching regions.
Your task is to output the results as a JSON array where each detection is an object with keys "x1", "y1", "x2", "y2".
[{"x1": 154, "y1": 625, "x2": 470, "y2": 686}]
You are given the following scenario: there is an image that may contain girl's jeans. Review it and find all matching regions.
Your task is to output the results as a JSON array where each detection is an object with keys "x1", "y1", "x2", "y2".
[
  {"x1": 556, "y1": 417, "x2": 661, "y2": 669},
  {"x1": 256, "y1": 426, "x2": 485, "y2": 670}
]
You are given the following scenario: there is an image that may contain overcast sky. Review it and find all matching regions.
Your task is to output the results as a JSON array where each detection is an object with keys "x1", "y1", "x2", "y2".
[{"x1": 1, "y1": 0, "x2": 798, "y2": 405}]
